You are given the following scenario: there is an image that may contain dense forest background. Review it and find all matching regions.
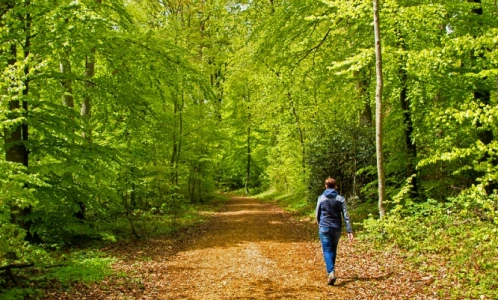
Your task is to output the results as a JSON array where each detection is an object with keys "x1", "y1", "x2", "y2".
[{"x1": 1, "y1": 0, "x2": 497, "y2": 298}]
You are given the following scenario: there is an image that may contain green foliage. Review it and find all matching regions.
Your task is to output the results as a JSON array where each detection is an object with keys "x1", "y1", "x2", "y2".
[
  {"x1": 45, "y1": 252, "x2": 115, "y2": 285},
  {"x1": 0, "y1": 287, "x2": 42, "y2": 300},
  {"x1": 1, "y1": 0, "x2": 498, "y2": 297},
  {"x1": 0, "y1": 161, "x2": 50, "y2": 271},
  {"x1": 363, "y1": 185, "x2": 498, "y2": 298},
  {"x1": 254, "y1": 188, "x2": 314, "y2": 217},
  {"x1": 306, "y1": 126, "x2": 376, "y2": 203}
]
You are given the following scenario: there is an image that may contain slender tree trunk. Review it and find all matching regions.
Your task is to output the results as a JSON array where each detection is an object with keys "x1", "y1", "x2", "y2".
[
  {"x1": 60, "y1": 30, "x2": 74, "y2": 109},
  {"x1": 469, "y1": 0, "x2": 495, "y2": 193},
  {"x1": 5, "y1": 45, "x2": 28, "y2": 166},
  {"x1": 81, "y1": 48, "x2": 95, "y2": 142},
  {"x1": 60, "y1": 44, "x2": 87, "y2": 219},
  {"x1": 170, "y1": 90, "x2": 184, "y2": 186},
  {"x1": 288, "y1": 93, "x2": 306, "y2": 177},
  {"x1": 22, "y1": 10, "x2": 30, "y2": 166},
  {"x1": 470, "y1": 0, "x2": 493, "y2": 145},
  {"x1": 354, "y1": 69, "x2": 372, "y2": 127},
  {"x1": 245, "y1": 92, "x2": 252, "y2": 196},
  {"x1": 373, "y1": 0, "x2": 386, "y2": 218},
  {"x1": 60, "y1": 58, "x2": 74, "y2": 108},
  {"x1": 5, "y1": 3, "x2": 39, "y2": 242},
  {"x1": 81, "y1": 0, "x2": 102, "y2": 142},
  {"x1": 175, "y1": 91, "x2": 184, "y2": 186},
  {"x1": 395, "y1": 25, "x2": 418, "y2": 198},
  {"x1": 399, "y1": 67, "x2": 417, "y2": 175},
  {"x1": 245, "y1": 125, "x2": 251, "y2": 195},
  {"x1": 171, "y1": 92, "x2": 179, "y2": 182},
  {"x1": 210, "y1": 63, "x2": 224, "y2": 121}
]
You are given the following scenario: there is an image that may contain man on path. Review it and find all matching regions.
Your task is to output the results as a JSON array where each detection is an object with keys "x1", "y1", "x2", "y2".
[{"x1": 315, "y1": 177, "x2": 354, "y2": 285}]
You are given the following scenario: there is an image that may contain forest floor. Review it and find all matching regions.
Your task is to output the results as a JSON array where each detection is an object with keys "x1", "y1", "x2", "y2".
[{"x1": 44, "y1": 197, "x2": 438, "y2": 299}]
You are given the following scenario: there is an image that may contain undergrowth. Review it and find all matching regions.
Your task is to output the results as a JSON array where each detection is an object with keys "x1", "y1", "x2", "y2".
[
  {"x1": 253, "y1": 188, "x2": 315, "y2": 218},
  {"x1": 0, "y1": 196, "x2": 227, "y2": 300},
  {"x1": 362, "y1": 185, "x2": 498, "y2": 299},
  {"x1": 253, "y1": 186, "x2": 497, "y2": 298}
]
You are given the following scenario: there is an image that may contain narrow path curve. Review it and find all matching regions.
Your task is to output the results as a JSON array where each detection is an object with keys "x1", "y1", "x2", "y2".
[{"x1": 47, "y1": 197, "x2": 434, "y2": 299}]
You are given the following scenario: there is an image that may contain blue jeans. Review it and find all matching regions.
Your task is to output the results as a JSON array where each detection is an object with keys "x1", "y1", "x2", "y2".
[{"x1": 319, "y1": 227, "x2": 342, "y2": 274}]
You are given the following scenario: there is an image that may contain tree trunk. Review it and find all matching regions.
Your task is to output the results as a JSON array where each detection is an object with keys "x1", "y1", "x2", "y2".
[
  {"x1": 469, "y1": 0, "x2": 495, "y2": 193},
  {"x1": 4, "y1": 3, "x2": 39, "y2": 242},
  {"x1": 81, "y1": 0, "x2": 102, "y2": 142},
  {"x1": 170, "y1": 90, "x2": 184, "y2": 186},
  {"x1": 470, "y1": 0, "x2": 493, "y2": 145},
  {"x1": 395, "y1": 24, "x2": 418, "y2": 199},
  {"x1": 5, "y1": 45, "x2": 28, "y2": 166},
  {"x1": 60, "y1": 40, "x2": 87, "y2": 220},
  {"x1": 354, "y1": 69, "x2": 372, "y2": 127},
  {"x1": 373, "y1": 0, "x2": 386, "y2": 219},
  {"x1": 245, "y1": 91, "x2": 252, "y2": 196},
  {"x1": 288, "y1": 93, "x2": 306, "y2": 178},
  {"x1": 60, "y1": 42, "x2": 74, "y2": 108},
  {"x1": 245, "y1": 125, "x2": 251, "y2": 195},
  {"x1": 81, "y1": 48, "x2": 95, "y2": 142},
  {"x1": 171, "y1": 92, "x2": 179, "y2": 183},
  {"x1": 176, "y1": 91, "x2": 184, "y2": 186},
  {"x1": 60, "y1": 58, "x2": 74, "y2": 107}
]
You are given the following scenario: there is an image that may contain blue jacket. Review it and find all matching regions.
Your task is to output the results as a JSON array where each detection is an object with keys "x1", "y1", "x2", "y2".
[{"x1": 315, "y1": 189, "x2": 353, "y2": 233}]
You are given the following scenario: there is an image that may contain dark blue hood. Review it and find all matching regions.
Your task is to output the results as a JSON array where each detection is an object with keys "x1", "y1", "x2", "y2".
[{"x1": 322, "y1": 188, "x2": 338, "y2": 198}]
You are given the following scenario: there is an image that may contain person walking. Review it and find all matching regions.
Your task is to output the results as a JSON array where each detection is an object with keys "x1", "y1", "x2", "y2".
[{"x1": 315, "y1": 177, "x2": 354, "y2": 285}]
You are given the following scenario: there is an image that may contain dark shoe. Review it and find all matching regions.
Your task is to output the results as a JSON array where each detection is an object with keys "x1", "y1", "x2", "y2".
[{"x1": 327, "y1": 271, "x2": 336, "y2": 285}]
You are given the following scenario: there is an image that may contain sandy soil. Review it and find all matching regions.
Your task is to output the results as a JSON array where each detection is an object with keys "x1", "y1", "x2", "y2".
[{"x1": 45, "y1": 197, "x2": 435, "y2": 299}]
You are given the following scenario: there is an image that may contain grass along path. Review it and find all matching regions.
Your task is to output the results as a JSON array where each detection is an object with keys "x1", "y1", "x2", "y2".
[{"x1": 44, "y1": 197, "x2": 436, "y2": 299}]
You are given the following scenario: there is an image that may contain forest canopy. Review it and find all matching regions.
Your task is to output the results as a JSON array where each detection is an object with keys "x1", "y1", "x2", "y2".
[{"x1": 1, "y1": 0, "x2": 497, "y2": 298}]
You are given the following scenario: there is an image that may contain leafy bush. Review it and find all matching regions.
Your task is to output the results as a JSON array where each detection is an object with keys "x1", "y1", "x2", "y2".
[
  {"x1": 0, "y1": 162, "x2": 49, "y2": 273},
  {"x1": 363, "y1": 185, "x2": 498, "y2": 298}
]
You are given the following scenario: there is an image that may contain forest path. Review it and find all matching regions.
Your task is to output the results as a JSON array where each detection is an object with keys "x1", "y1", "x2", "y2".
[
  {"x1": 150, "y1": 197, "x2": 432, "y2": 299},
  {"x1": 48, "y1": 197, "x2": 433, "y2": 299},
  {"x1": 157, "y1": 196, "x2": 332, "y2": 299}
]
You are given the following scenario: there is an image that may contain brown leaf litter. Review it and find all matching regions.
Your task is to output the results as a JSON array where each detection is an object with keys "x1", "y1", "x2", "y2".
[{"x1": 43, "y1": 197, "x2": 440, "y2": 299}]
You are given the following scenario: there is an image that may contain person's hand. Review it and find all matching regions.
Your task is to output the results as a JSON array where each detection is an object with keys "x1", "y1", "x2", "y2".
[{"x1": 348, "y1": 232, "x2": 354, "y2": 242}]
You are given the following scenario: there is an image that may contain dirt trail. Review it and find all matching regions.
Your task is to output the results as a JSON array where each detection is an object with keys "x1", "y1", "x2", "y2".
[
  {"x1": 155, "y1": 197, "x2": 432, "y2": 299},
  {"x1": 47, "y1": 197, "x2": 434, "y2": 299},
  {"x1": 159, "y1": 197, "x2": 328, "y2": 299}
]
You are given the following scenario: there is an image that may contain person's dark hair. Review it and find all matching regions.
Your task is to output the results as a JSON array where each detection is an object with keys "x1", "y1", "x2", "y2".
[{"x1": 325, "y1": 177, "x2": 337, "y2": 189}]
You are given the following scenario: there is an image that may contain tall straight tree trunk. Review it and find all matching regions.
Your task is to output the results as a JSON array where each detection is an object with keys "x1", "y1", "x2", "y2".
[
  {"x1": 245, "y1": 125, "x2": 251, "y2": 196},
  {"x1": 60, "y1": 57, "x2": 74, "y2": 108},
  {"x1": 60, "y1": 18, "x2": 74, "y2": 109},
  {"x1": 61, "y1": 55, "x2": 86, "y2": 219},
  {"x1": 81, "y1": 49, "x2": 95, "y2": 142},
  {"x1": 470, "y1": 0, "x2": 493, "y2": 145},
  {"x1": 288, "y1": 93, "x2": 306, "y2": 178},
  {"x1": 5, "y1": 3, "x2": 39, "y2": 242},
  {"x1": 395, "y1": 25, "x2": 418, "y2": 199},
  {"x1": 245, "y1": 92, "x2": 251, "y2": 195},
  {"x1": 175, "y1": 91, "x2": 184, "y2": 186},
  {"x1": 469, "y1": 0, "x2": 495, "y2": 193},
  {"x1": 171, "y1": 91, "x2": 179, "y2": 183},
  {"x1": 4, "y1": 45, "x2": 28, "y2": 166},
  {"x1": 81, "y1": 0, "x2": 102, "y2": 142},
  {"x1": 170, "y1": 89, "x2": 184, "y2": 186},
  {"x1": 373, "y1": 0, "x2": 386, "y2": 218},
  {"x1": 354, "y1": 69, "x2": 372, "y2": 127},
  {"x1": 21, "y1": 7, "x2": 30, "y2": 166},
  {"x1": 399, "y1": 65, "x2": 418, "y2": 197}
]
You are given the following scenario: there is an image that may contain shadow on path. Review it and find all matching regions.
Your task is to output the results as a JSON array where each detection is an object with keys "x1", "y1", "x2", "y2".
[{"x1": 184, "y1": 197, "x2": 312, "y2": 251}]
